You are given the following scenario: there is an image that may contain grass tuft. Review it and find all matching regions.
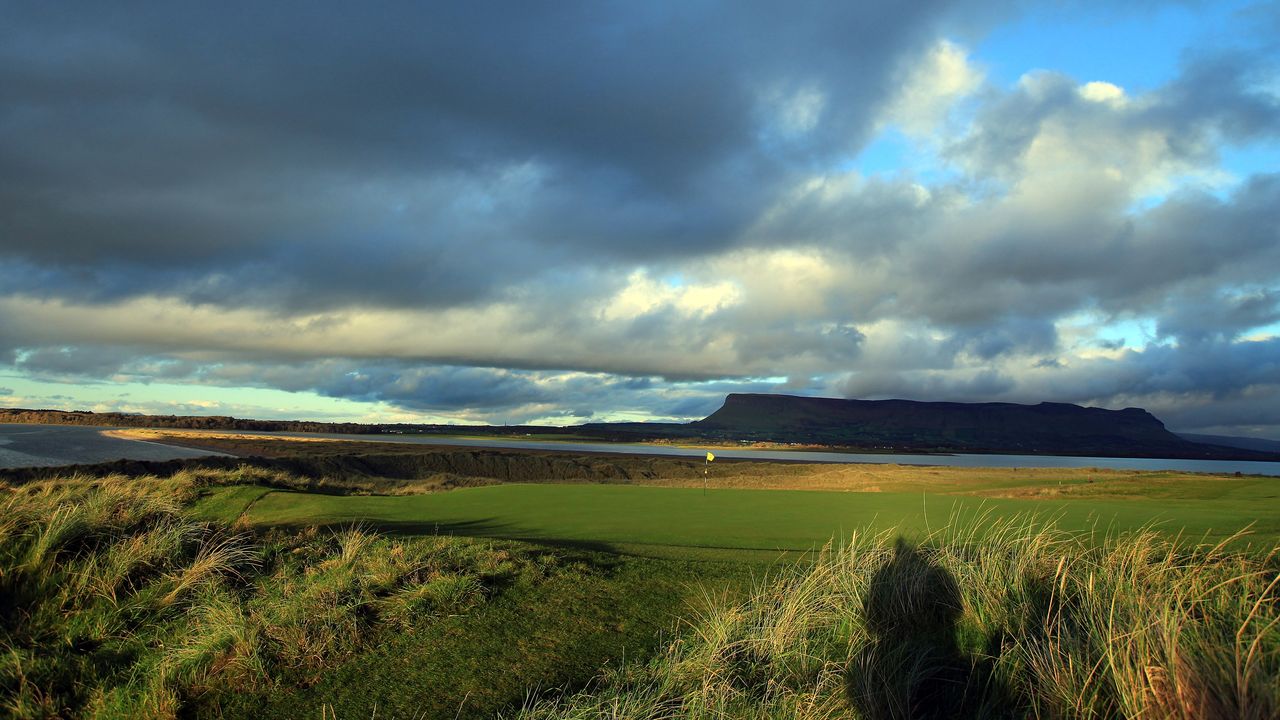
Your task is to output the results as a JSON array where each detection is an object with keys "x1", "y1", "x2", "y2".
[
  {"x1": 516, "y1": 519, "x2": 1280, "y2": 720},
  {"x1": 7, "y1": 464, "x2": 1279, "y2": 719},
  {"x1": 0, "y1": 469, "x2": 558, "y2": 718}
]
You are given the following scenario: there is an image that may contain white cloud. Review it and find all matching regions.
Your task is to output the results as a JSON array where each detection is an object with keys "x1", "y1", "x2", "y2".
[
  {"x1": 880, "y1": 39, "x2": 983, "y2": 138},
  {"x1": 1078, "y1": 80, "x2": 1127, "y2": 105},
  {"x1": 600, "y1": 270, "x2": 742, "y2": 322},
  {"x1": 3, "y1": 4, "x2": 1278, "y2": 436}
]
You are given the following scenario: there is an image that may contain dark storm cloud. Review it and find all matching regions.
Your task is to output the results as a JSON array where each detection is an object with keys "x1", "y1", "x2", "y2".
[
  {"x1": 1077, "y1": 338, "x2": 1280, "y2": 401},
  {"x1": 663, "y1": 394, "x2": 727, "y2": 419},
  {"x1": 1157, "y1": 393, "x2": 1280, "y2": 437},
  {"x1": 211, "y1": 362, "x2": 779, "y2": 421},
  {"x1": 831, "y1": 337, "x2": 1280, "y2": 436},
  {"x1": 2, "y1": 1, "x2": 1279, "y2": 437},
  {"x1": 1104, "y1": 176, "x2": 1280, "y2": 306},
  {"x1": 1155, "y1": 289, "x2": 1280, "y2": 344},
  {"x1": 2, "y1": 339, "x2": 797, "y2": 423},
  {"x1": 1069, "y1": 340, "x2": 1278, "y2": 409},
  {"x1": 838, "y1": 368, "x2": 1016, "y2": 402},
  {"x1": 8, "y1": 346, "x2": 206, "y2": 387},
  {"x1": 943, "y1": 316, "x2": 1058, "y2": 360},
  {"x1": 6, "y1": 0, "x2": 1271, "y2": 334},
  {"x1": 1023, "y1": 338, "x2": 1280, "y2": 436},
  {"x1": 1154, "y1": 51, "x2": 1280, "y2": 142},
  {"x1": 0, "y1": 0, "x2": 962, "y2": 312},
  {"x1": 729, "y1": 321, "x2": 865, "y2": 365},
  {"x1": 13, "y1": 346, "x2": 144, "y2": 380},
  {"x1": 312, "y1": 366, "x2": 552, "y2": 412}
]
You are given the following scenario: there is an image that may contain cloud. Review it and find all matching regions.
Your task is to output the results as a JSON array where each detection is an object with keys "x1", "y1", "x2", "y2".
[
  {"x1": 1155, "y1": 288, "x2": 1280, "y2": 344},
  {"x1": 1030, "y1": 338, "x2": 1280, "y2": 436},
  {"x1": 6, "y1": 350, "x2": 766, "y2": 425},
  {"x1": 880, "y1": 39, "x2": 983, "y2": 138},
  {"x1": 826, "y1": 335, "x2": 1280, "y2": 436},
  {"x1": 0, "y1": 1, "x2": 968, "y2": 313},
  {"x1": 1, "y1": 3, "x2": 1279, "y2": 438},
  {"x1": 838, "y1": 367, "x2": 1016, "y2": 402}
]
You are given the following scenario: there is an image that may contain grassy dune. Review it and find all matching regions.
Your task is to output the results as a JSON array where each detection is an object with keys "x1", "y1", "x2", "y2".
[
  {"x1": 4, "y1": 458, "x2": 1278, "y2": 719},
  {"x1": 517, "y1": 522, "x2": 1280, "y2": 719},
  {"x1": 0, "y1": 471, "x2": 756, "y2": 719}
]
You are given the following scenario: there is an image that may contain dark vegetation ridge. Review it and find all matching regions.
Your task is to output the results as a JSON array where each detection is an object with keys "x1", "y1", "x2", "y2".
[
  {"x1": 0, "y1": 407, "x2": 537, "y2": 435},
  {"x1": 0, "y1": 446, "x2": 708, "y2": 488},
  {"x1": 686, "y1": 393, "x2": 1277, "y2": 460}
]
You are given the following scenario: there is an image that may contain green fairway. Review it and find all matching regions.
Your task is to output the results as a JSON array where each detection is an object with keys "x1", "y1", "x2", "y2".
[
  {"x1": 191, "y1": 483, "x2": 272, "y2": 521},
  {"x1": 13, "y1": 468, "x2": 1280, "y2": 719},
  {"x1": 233, "y1": 482, "x2": 1280, "y2": 550}
]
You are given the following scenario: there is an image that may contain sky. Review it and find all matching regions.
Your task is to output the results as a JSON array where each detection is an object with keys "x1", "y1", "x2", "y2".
[{"x1": 1, "y1": 1, "x2": 1279, "y2": 438}]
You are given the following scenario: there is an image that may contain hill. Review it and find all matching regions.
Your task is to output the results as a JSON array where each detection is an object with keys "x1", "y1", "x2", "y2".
[
  {"x1": 8, "y1": 398, "x2": 1278, "y2": 462},
  {"x1": 679, "y1": 393, "x2": 1278, "y2": 460}
]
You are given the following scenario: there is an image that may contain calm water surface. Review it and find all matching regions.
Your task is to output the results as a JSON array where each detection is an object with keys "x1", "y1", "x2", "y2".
[{"x1": 0, "y1": 424, "x2": 229, "y2": 469}]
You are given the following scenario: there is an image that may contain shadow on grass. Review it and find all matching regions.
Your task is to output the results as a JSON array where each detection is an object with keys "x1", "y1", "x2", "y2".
[
  {"x1": 848, "y1": 538, "x2": 1023, "y2": 719},
  {"x1": 256, "y1": 517, "x2": 623, "y2": 563}
]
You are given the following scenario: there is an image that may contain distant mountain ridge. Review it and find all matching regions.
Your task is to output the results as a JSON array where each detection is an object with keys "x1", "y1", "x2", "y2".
[
  {"x1": 1177, "y1": 433, "x2": 1280, "y2": 454},
  {"x1": 6, "y1": 399, "x2": 1277, "y2": 462},
  {"x1": 680, "y1": 394, "x2": 1278, "y2": 460}
]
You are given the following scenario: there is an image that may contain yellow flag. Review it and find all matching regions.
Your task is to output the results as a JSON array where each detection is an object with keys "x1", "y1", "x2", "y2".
[{"x1": 706, "y1": 451, "x2": 715, "y2": 462}]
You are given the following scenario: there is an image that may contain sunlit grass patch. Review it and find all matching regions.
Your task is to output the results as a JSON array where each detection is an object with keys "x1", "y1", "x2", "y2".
[
  {"x1": 516, "y1": 519, "x2": 1280, "y2": 720},
  {"x1": 6, "y1": 462, "x2": 1278, "y2": 719},
  {"x1": 0, "y1": 473, "x2": 565, "y2": 719}
]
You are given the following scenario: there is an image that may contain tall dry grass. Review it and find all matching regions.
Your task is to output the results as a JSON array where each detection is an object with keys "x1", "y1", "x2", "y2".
[
  {"x1": 0, "y1": 471, "x2": 547, "y2": 719},
  {"x1": 516, "y1": 518, "x2": 1280, "y2": 720}
]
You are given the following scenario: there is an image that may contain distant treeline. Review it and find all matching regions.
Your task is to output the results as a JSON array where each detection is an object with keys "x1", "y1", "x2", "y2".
[
  {"x1": 0, "y1": 408, "x2": 572, "y2": 437},
  {"x1": 0, "y1": 408, "x2": 381, "y2": 434}
]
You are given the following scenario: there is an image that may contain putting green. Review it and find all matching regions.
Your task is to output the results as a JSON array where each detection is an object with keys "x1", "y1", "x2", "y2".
[{"x1": 235, "y1": 483, "x2": 1280, "y2": 550}]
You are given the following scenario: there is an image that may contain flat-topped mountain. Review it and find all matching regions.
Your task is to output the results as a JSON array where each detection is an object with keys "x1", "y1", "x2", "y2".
[
  {"x1": 677, "y1": 393, "x2": 1275, "y2": 460},
  {"x1": 6, "y1": 397, "x2": 1277, "y2": 461}
]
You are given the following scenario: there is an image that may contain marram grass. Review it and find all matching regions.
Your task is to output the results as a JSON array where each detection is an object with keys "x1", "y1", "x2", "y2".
[
  {"x1": 5, "y1": 469, "x2": 1279, "y2": 719},
  {"x1": 0, "y1": 472, "x2": 561, "y2": 719},
  {"x1": 514, "y1": 518, "x2": 1280, "y2": 720}
]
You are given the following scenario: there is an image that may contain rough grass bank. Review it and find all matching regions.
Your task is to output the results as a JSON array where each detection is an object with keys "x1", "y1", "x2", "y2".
[
  {"x1": 4, "y1": 464, "x2": 1278, "y2": 719},
  {"x1": 0, "y1": 471, "x2": 753, "y2": 719},
  {"x1": 517, "y1": 521, "x2": 1280, "y2": 720}
]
